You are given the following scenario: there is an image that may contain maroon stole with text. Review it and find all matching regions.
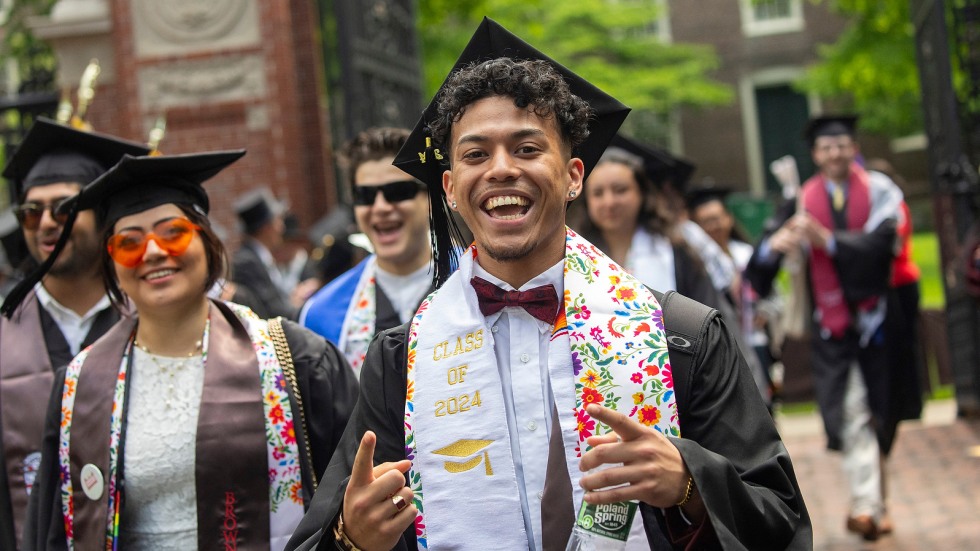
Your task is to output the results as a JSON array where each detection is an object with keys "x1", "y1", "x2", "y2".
[
  {"x1": 69, "y1": 301, "x2": 270, "y2": 550},
  {"x1": 0, "y1": 291, "x2": 54, "y2": 547},
  {"x1": 801, "y1": 163, "x2": 872, "y2": 338}
]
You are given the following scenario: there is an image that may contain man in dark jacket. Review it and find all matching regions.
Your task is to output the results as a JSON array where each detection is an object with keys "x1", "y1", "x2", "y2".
[{"x1": 0, "y1": 119, "x2": 148, "y2": 550}]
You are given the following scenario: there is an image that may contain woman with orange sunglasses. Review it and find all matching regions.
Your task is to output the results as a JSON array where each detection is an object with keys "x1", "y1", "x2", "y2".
[{"x1": 13, "y1": 151, "x2": 357, "y2": 551}]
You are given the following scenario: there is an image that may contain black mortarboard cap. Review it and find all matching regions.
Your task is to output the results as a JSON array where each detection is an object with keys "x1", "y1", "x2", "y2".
[
  {"x1": 234, "y1": 187, "x2": 285, "y2": 235},
  {"x1": 803, "y1": 114, "x2": 858, "y2": 147},
  {"x1": 685, "y1": 185, "x2": 733, "y2": 211},
  {"x1": 1, "y1": 150, "x2": 245, "y2": 318},
  {"x1": 392, "y1": 17, "x2": 630, "y2": 285},
  {"x1": 608, "y1": 134, "x2": 696, "y2": 191},
  {"x1": 2, "y1": 117, "x2": 150, "y2": 204}
]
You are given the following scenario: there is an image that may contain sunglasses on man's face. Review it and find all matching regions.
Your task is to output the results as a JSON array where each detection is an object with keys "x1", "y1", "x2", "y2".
[
  {"x1": 107, "y1": 217, "x2": 202, "y2": 268},
  {"x1": 352, "y1": 180, "x2": 425, "y2": 206},
  {"x1": 14, "y1": 197, "x2": 73, "y2": 230}
]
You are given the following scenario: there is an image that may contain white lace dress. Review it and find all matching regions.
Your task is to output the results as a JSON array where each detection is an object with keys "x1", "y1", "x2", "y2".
[{"x1": 117, "y1": 348, "x2": 206, "y2": 550}]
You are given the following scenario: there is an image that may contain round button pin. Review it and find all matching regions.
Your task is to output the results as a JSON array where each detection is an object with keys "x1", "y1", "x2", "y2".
[{"x1": 80, "y1": 464, "x2": 104, "y2": 501}]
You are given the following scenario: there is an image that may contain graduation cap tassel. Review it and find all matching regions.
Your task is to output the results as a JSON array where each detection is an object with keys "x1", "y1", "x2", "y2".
[
  {"x1": 1, "y1": 206, "x2": 80, "y2": 318},
  {"x1": 427, "y1": 185, "x2": 464, "y2": 289}
]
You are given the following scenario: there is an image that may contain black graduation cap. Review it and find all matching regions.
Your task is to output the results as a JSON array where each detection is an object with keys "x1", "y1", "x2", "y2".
[
  {"x1": 608, "y1": 134, "x2": 696, "y2": 191},
  {"x1": 1, "y1": 150, "x2": 245, "y2": 318},
  {"x1": 392, "y1": 17, "x2": 630, "y2": 285},
  {"x1": 685, "y1": 185, "x2": 733, "y2": 212},
  {"x1": 803, "y1": 114, "x2": 858, "y2": 147},
  {"x1": 234, "y1": 187, "x2": 285, "y2": 235},
  {"x1": 2, "y1": 117, "x2": 150, "y2": 204}
]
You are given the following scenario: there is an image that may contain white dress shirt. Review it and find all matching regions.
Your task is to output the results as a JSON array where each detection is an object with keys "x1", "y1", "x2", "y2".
[
  {"x1": 375, "y1": 262, "x2": 432, "y2": 324},
  {"x1": 34, "y1": 283, "x2": 111, "y2": 356},
  {"x1": 472, "y1": 260, "x2": 652, "y2": 550}
]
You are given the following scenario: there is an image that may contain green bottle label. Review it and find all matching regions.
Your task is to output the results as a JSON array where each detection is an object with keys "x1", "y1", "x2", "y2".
[{"x1": 575, "y1": 501, "x2": 637, "y2": 542}]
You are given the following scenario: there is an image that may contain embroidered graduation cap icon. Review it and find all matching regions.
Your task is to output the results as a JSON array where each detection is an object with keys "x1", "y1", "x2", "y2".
[
  {"x1": 1, "y1": 117, "x2": 150, "y2": 204},
  {"x1": 431, "y1": 438, "x2": 495, "y2": 475},
  {"x1": 0, "y1": 150, "x2": 245, "y2": 318},
  {"x1": 392, "y1": 16, "x2": 631, "y2": 286},
  {"x1": 803, "y1": 114, "x2": 858, "y2": 147}
]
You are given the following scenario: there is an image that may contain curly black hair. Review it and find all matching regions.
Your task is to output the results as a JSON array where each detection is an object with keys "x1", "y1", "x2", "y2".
[{"x1": 428, "y1": 58, "x2": 593, "y2": 156}]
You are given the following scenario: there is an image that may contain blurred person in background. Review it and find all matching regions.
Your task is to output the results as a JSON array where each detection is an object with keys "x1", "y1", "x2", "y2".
[
  {"x1": 690, "y1": 188, "x2": 777, "y2": 411},
  {"x1": 299, "y1": 128, "x2": 432, "y2": 378},
  {"x1": 0, "y1": 119, "x2": 148, "y2": 550},
  {"x1": 575, "y1": 146, "x2": 720, "y2": 308},
  {"x1": 746, "y1": 115, "x2": 903, "y2": 541},
  {"x1": 232, "y1": 188, "x2": 304, "y2": 319}
]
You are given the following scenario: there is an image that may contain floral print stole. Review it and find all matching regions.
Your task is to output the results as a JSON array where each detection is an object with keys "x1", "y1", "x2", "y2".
[
  {"x1": 58, "y1": 303, "x2": 304, "y2": 549},
  {"x1": 403, "y1": 228, "x2": 679, "y2": 548}
]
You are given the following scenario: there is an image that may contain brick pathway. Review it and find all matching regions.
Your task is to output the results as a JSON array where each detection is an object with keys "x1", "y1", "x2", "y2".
[{"x1": 777, "y1": 401, "x2": 980, "y2": 550}]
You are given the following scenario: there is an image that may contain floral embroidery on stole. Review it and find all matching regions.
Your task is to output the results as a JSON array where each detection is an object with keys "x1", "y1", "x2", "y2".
[
  {"x1": 403, "y1": 228, "x2": 678, "y2": 549},
  {"x1": 58, "y1": 304, "x2": 304, "y2": 549}
]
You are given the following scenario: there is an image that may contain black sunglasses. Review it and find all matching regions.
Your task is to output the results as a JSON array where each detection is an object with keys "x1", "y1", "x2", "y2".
[
  {"x1": 353, "y1": 180, "x2": 425, "y2": 206},
  {"x1": 14, "y1": 197, "x2": 73, "y2": 230}
]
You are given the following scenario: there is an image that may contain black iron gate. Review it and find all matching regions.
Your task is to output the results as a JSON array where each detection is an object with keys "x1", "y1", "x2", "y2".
[{"x1": 911, "y1": 0, "x2": 980, "y2": 416}]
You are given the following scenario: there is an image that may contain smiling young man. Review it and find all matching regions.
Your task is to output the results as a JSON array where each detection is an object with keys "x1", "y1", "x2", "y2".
[
  {"x1": 746, "y1": 115, "x2": 904, "y2": 541},
  {"x1": 0, "y1": 119, "x2": 148, "y2": 550},
  {"x1": 300, "y1": 128, "x2": 432, "y2": 377},
  {"x1": 287, "y1": 19, "x2": 809, "y2": 551}
]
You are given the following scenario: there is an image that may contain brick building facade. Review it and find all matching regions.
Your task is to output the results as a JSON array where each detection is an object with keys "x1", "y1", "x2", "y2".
[{"x1": 31, "y1": 0, "x2": 336, "y2": 244}]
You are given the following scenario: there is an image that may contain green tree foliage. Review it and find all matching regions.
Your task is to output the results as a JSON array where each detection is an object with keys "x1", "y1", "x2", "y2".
[
  {"x1": 417, "y1": 0, "x2": 732, "y2": 144},
  {"x1": 0, "y1": 0, "x2": 57, "y2": 92},
  {"x1": 796, "y1": 0, "x2": 922, "y2": 137}
]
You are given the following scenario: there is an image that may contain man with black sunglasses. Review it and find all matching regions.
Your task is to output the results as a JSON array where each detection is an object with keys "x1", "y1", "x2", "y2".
[
  {"x1": 0, "y1": 118, "x2": 148, "y2": 550},
  {"x1": 299, "y1": 128, "x2": 433, "y2": 378}
]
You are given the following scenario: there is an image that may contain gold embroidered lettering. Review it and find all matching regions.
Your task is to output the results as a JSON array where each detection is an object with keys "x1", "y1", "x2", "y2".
[
  {"x1": 432, "y1": 439, "x2": 494, "y2": 475},
  {"x1": 452, "y1": 337, "x2": 464, "y2": 356},
  {"x1": 433, "y1": 341, "x2": 447, "y2": 361},
  {"x1": 475, "y1": 329, "x2": 484, "y2": 349},
  {"x1": 418, "y1": 151, "x2": 427, "y2": 164},
  {"x1": 434, "y1": 149, "x2": 444, "y2": 161},
  {"x1": 447, "y1": 364, "x2": 468, "y2": 385},
  {"x1": 433, "y1": 390, "x2": 482, "y2": 417}
]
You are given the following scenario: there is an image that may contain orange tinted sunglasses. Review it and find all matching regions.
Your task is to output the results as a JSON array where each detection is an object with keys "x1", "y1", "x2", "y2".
[{"x1": 107, "y1": 218, "x2": 201, "y2": 268}]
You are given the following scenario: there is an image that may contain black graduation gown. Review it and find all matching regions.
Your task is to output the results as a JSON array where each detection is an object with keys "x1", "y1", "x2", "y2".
[
  {"x1": 745, "y1": 197, "x2": 899, "y2": 452},
  {"x1": 285, "y1": 305, "x2": 811, "y2": 550},
  {"x1": 231, "y1": 242, "x2": 299, "y2": 320},
  {"x1": 22, "y1": 318, "x2": 359, "y2": 551},
  {"x1": 0, "y1": 298, "x2": 120, "y2": 551}
]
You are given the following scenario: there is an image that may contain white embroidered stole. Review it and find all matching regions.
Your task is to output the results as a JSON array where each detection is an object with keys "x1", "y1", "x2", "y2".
[
  {"x1": 404, "y1": 229, "x2": 678, "y2": 550},
  {"x1": 339, "y1": 257, "x2": 377, "y2": 376}
]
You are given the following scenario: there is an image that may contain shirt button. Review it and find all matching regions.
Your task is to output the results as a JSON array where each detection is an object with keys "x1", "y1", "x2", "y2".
[
  {"x1": 537, "y1": 491, "x2": 544, "y2": 500},
  {"x1": 520, "y1": 353, "x2": 530, "y2": 363},
  {"x1": 526, "y1": 420, "x2": 537, "y2": 431},
  {"x1": 492, "y1": 325, "x2": 499, "y2": 334}
]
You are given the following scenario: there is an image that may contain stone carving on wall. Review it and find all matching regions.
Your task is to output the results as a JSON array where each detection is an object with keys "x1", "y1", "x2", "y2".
[
  {"x1": 138, "y1": 54, "x2": 266, "y2": 112},
  {"x1": 131, "y1": 0, "x2": 260, "y2": 57}
]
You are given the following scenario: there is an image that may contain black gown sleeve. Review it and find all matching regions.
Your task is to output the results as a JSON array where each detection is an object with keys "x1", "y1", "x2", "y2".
[
  {"x1": 285, "y1": 325, "x2": 414, "y2": 551},
  {"x1": 745, "y1": 198, "x2": 797, "y2": 298},
  {"x1": 280, "y1": 320, "x2": 360, "y2": 502},
  {"x1": 832, "y1": 218, "x2": 897, "y2": 302},
  {"x1": 23, "y1": 367, "x2": 68, "y2": 551},
  {"x1": 650, "y1": 313, "x2": 812, "y2": 550}
]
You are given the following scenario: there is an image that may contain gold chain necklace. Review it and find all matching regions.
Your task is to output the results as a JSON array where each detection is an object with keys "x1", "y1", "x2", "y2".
[{"x1": 133, "y1": 339, "x2": 204, "y2": 410}]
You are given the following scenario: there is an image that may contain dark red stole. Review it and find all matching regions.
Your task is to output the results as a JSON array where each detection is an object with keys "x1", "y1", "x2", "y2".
[
  {"x1": 69, "y1": 300, "x2": 270, "y2": 550},
  {"x1": 800, "y1": 163, "x2": 871, "y2": 338},
  {"x1": 0, "y1": 292, "x2": 54, "y2": 547}
]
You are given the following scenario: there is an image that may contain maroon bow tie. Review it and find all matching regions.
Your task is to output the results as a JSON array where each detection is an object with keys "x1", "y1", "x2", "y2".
[{"x1": 470, "y1": 276, "x2": 560, "y2": 325}]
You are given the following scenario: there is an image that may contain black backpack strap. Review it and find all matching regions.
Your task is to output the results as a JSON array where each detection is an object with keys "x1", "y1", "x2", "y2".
[{"x1": 653, "y1": 290, "x2": 715, "y2": 414}]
